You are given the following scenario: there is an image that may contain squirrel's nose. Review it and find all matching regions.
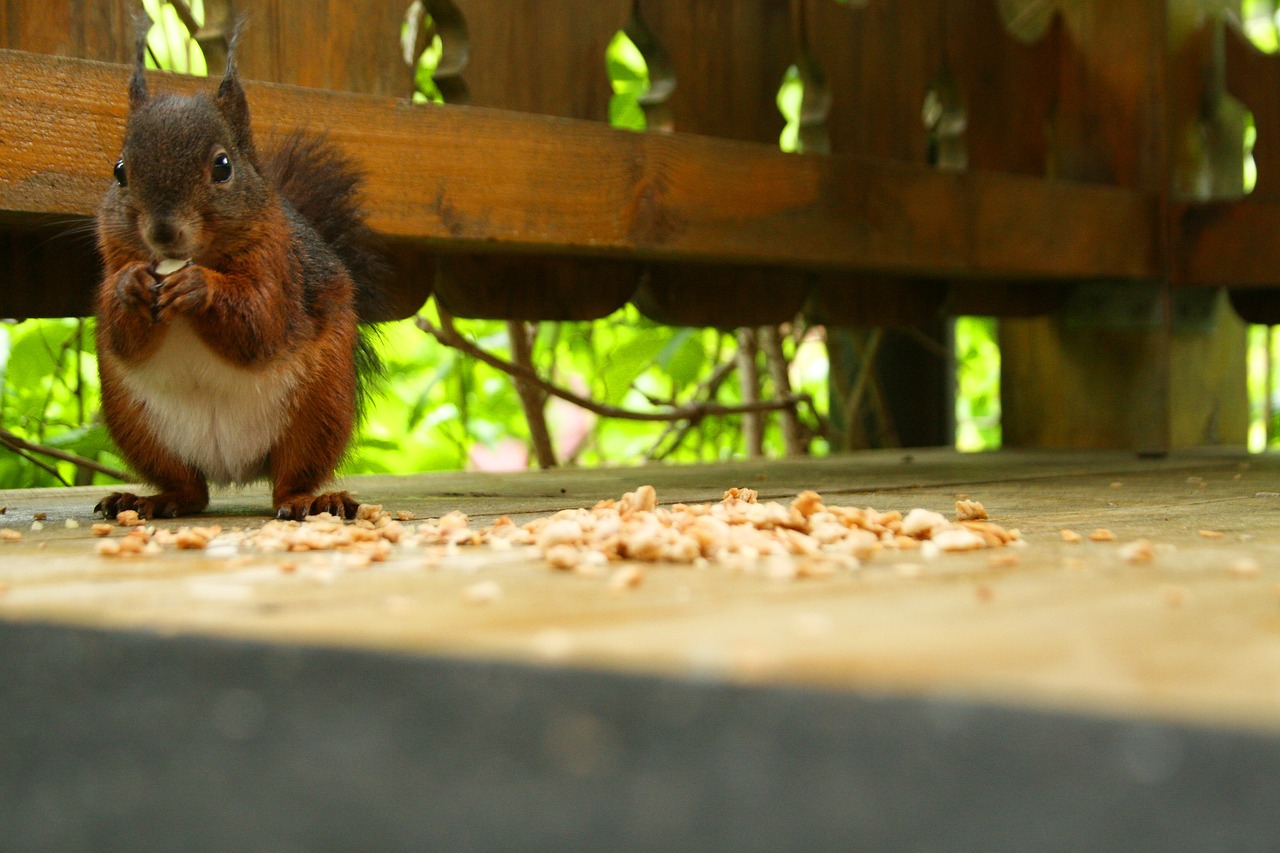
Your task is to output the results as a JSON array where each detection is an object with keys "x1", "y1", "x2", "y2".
[{"x1": 149, "y1": 218, "x2": 185, "y2": 252}]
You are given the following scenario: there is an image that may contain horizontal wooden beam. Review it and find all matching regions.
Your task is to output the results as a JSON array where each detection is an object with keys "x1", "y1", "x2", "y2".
[
  {"x1": 0, "y1": 48, "x2": 1159, "y2": 283},
  {"x1": 1175, "y1": 201, "x2": 1280, "y2": 288}
]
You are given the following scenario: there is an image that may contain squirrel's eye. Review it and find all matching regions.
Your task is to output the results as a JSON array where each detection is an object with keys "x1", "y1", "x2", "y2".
[
  {"x1": 113, "y1": 159, "x2": 127, "y2": 187},
  {"x1": 211, "y1": 152, "x2": 233, "y2": 184}
]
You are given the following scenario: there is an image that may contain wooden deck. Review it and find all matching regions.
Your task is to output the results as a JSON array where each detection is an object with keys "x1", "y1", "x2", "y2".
[
  {"x1": 2, "y1": 448, "x2": 1278, "y2": 731},
  {"x1": 5, "y1": 448, "x2": 1280, "y2": 850}
]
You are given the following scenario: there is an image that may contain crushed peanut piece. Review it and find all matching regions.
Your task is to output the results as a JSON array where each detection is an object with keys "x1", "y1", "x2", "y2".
[
  {"x1": 91, "y1": 523, "x2": 114, "y2": 537},
  {"x1": 1, "y1": 529, "x2": 21, "y2": 542},
  {"x1": 609, "y1": 565, "x2": 645, "y2": 591},
  {"x1": 1198, "y1": 530, "x2": 1225, "y2": 539},
  {"x1": 116, "y1": 510, "x2": 143, "y2": 527},
  {"x1": 1088, "y1": 529, "x2": 1117, "y2": 542},
  {"x1": 1119, "y1": 539, "x2": 1155, "y2": 563},
  {"x1": 955, "y1": 499, "x2": 988, "y2": 522},
  {"x1": 1060, "y1": 529, "x2": 1083, "y2": 544}
]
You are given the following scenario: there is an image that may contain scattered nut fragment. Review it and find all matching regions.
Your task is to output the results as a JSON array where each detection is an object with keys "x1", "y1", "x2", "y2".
[
  {"x1": 1119, "y1": 539, "x2": 1155, "y2": 563},
  {"x1": 64, "y1": 518, "x2": 80, "y2": 529},
  {"x1": 116, "y1": 510, "x2": 143, "y2": 527},
  {"x1": 988, "y1": 552, "x2": 1021, "y2": 568},
  {"x1": 355, "y1": 504, "x2": 382, "y2": 521},
  {"x1": 174, "y1": 526, "x2": 221, "y2": 550},
  {"x1": 33, "y1": 512, "x2": 47, "y2": 521},
  {"x1": 955, "y1": 499, "x2": 988, "y2": 522},
  {"x1": 29, "y1": 521, "x2": 43, "y2": 531},
  {"x1": 1, "y1": 529, "x2": 21, "y2": 542},
  {"x1": 394, "y1": 510, "x2": 416, "y2": 522},
  {"x1": 609, "y1": 565, "x2": 645, "y2": 591},
  {"x1": 91, "y1": 523, "x2": 114, "y2": 537},
  {"x1": 901, "y1": 508, "x2": 949, "y2": 538},
  {"x1": 1109, "y1": 482, "x2": 1124, "y2": 490},
  {"x1": 1060, "y1": 529, "x2": 1083, "y2": 544},
  {"x1": 1198, "y1": 530, "x2": 1225, "y2": 540},
  {"x1": 95, "y1": 539, "x2": 122, "y2": 556},
  {"x1": 544, "y1": 544, "x2": 582, "y2": 570},
  {"x1": 1088, "y1": 529, "x2": 1116, "y2": 542}
]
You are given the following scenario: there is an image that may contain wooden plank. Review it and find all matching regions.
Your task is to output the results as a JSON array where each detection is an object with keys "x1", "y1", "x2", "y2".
[
  {"x1": 455, "y1": 0, "x2": 630, "y2": 119},
  {"x1": 1175, "y1": 200, "x2": 1280, "y2": 287},
  {"x1": 0, "y1": 0, "x2": 133, "y2": 62},
  {"x1": 2, "y1": 449, "x2": 1279, "y2": 732},
  {"x1": 635, "y1": 0, "x2": 793, "y2": 143},
  {"x1": 0, "y1": 48, "x2": 1158, "y2": 283},
  {"x1": 235, "y1": 0, "x2": 415, "y2": 97}
]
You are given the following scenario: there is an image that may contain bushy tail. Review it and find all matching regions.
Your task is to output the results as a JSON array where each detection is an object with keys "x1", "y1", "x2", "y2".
[{"x1": 262, "y1": 132, "x2": 390, "y2": 324}]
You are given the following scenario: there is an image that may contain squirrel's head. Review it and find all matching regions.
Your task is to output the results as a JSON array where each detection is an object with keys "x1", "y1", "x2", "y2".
[{"x1": 101, "y1": 17, "x2": 272, "y2": 266}]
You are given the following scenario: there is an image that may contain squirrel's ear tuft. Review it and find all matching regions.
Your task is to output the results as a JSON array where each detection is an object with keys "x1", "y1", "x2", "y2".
[
  {"x1": 214, "y1": 16, "x2": 257, "y2": 162},
  {"x1": 128, "y1": 10, "x2": 150, "y2": 109}
]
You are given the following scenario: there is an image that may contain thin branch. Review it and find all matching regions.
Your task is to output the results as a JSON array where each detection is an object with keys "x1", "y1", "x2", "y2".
[
  {"x1": 0, "y1": 427, "x2": 130, "y2": 482},
  {"x1": 899, "y1": 324, "x2": 953, "y2": 361},
  {"x1": 646, "y1": 357, "x2": 738, "y2": 461},
  {"x1": 506, "y1": 320, "x2": 558, "y2": 469},
  {"x1": 759, "y1": 325, "x2": 804, "y2": 456},
  {"x1": 4, "y1": 442, "x2": 70, "y2": 486},
  {"x1": 737, "y1": 328, "x2": 763, "y2": 457},
  {"x1": 418, "y1": 312, "x2": 811, "y2": 423},
  {"x1": 840, "y1": 328, "x2": 884, "y2": 452}
]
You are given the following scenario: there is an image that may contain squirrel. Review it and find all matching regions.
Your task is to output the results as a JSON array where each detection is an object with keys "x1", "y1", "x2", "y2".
[{"x1": 94, "y1": 23, "x2": 386, "y2": 521}]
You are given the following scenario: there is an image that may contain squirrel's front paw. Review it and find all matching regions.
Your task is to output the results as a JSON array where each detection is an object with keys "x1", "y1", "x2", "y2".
[
  {"x1": 155, "y1": 265, "x2": 212, "y2": 321},
  {"x1": 114, "y1": 263, "x2": 158, "y2": 318}
]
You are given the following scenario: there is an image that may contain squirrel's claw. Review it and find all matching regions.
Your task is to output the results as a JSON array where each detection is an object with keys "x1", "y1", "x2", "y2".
[
  {"x1": 115, "y1": 264, "x2": 157, "y2": 319},
  {"x1": 95, "y1": 490, "x2": 204, "y2": 520},
  {"x1": 275, "y1": 491, "x2": 361, "y2": 521},
  {"x1": 154, "y1": 266, "x2": 211, "y2": 321}
]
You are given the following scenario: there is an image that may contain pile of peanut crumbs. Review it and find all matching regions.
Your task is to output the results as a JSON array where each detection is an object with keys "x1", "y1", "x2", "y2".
[{"x1": 91, "y1": 485, "x2": 1022, "y2": 577}]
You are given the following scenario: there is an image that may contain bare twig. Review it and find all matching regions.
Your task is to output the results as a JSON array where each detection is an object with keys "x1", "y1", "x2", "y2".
[
  {"x1": 840, "y1": 328, "x2": 884, "y2": 452},
  {"x1": 646, "y1": 358, "x2": 738, "y2": 461},
  {"x1": 418, "y1": 312, "x2": 811, "y2": 423},
  {"x1": 0, "y1": 427, "x2": 130, "y2": 482},
  {"x1": 506, "y1": 320, "x2": 557, "y2": 469},
  {"x1": 736, "y1": 328, "x2": 763, "y2": 457},
  {"x1": 3, "y1": 442, "x2": 70, "y2": 486},
  {"x1": 759, "y1": 325, "x2": 804, "y2": 456},
  {"x1": 899, "y1": 325, "x2": 953, "y2": 361}
]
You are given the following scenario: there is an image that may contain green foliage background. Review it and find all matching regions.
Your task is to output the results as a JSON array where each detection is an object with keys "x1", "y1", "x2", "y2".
[{"x1": 12, "y1": 3, "x2": 1280, "y2": 489}]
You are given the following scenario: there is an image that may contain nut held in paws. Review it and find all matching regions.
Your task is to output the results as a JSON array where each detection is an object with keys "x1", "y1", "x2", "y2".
[{"x1": 155, "y1": 258, "x2": 190, "y2": 277}]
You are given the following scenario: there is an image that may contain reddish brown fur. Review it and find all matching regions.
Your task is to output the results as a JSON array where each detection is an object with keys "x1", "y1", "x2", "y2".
[{"x1": 95, "y1": 34, "x2": 379, "y2": 520}]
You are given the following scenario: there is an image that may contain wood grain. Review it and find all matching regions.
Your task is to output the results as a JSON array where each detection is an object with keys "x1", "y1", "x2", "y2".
[
  {"x1": 0, "y1": 50, "x2": 1160, "y2": 283},
  {"x1": 2, "y1": 448, "x2": 1279, "y2": 731}
]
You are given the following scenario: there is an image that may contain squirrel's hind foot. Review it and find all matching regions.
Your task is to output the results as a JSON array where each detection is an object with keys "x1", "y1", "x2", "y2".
[
  {"x1": 95, "y1": 490, "x2": 208, "y2": 520},
  {"x1": 274, "y1": 491, "x2": 360, "y2": 521}
]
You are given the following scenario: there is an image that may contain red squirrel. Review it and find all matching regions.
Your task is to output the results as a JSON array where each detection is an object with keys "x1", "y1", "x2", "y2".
[{"x1": 94, "y1": 26, "x2": 385, "y2": 520}]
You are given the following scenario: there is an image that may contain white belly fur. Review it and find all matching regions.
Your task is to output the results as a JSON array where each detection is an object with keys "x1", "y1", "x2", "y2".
[{"x1": 120, "y1": 319, "x2": 301, "y2": 486}]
